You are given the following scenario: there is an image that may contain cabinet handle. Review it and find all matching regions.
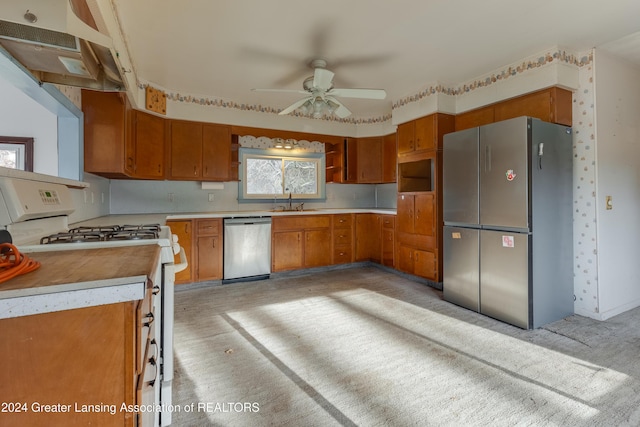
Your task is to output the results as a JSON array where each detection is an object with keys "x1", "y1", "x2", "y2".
[
  {"x1": 212, "y1": 237, "x2": 216, "y2": 248},
  {"x1": 204, "y1": 166, "x2": 208, "y2": 175},
  {"x1": 184, "y1": 224, "x2": 189, "y2": 233},
  {"x1": 194, "y1": 166, "x2": 198, "y2": 175},
  {"x1": 152, "y1": 285, "x2": 160, "y2": 295},
  {"x1": 339, "y1": 219, "x2": 345, "y2": 223}
]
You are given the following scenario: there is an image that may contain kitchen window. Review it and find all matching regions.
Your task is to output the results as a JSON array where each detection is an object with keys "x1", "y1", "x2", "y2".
[
  {"x1": 0, "y1": 137, "x2": 34, "y2": 171},
  {"x1": 239, "y1": 148, "x2": 325, "y2": 201}
]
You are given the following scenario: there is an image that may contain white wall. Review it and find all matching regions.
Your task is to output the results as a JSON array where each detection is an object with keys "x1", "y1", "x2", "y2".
[
  {"x1": 593, "y1": 49, "x2": 640, "y2": 319},
  {"x1": 0, "y1": 75, "x2": 58, "y2": 176}
]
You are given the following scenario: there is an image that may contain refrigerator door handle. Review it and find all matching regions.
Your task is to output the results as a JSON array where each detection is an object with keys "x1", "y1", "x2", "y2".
[
  {"x1": 538, "y1": 142, "x2": 544, "y2": 169},
  {"x1": 485, "y1": 145, "x2": 492, "y2": 172}
]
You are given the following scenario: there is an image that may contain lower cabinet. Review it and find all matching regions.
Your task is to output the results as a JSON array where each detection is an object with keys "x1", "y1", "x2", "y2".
[
  {"x1": 195, "y1": 219, "x2": 222, "y2": 281},
  {"x1": 398, "y1": 245, "x2": 436, "y2": 279},
  {"x1": 332, "y1": 214, "x2": 354, "y2": 264},
  {"x1": 0, "y1": 290, "x2": 153, "y2": 427},
  {"x1": 167, "y1": 220, "x2": 193, "y2": 284},
  {"x1": 355, "y1": 214, "x2": 395, "y2": 266},
  {"x1": 381, "y1": 215, "x2": 395, "y2": 268},
  {"x1": 272, "y1": 215, "x2": 332, "y2": 272}
]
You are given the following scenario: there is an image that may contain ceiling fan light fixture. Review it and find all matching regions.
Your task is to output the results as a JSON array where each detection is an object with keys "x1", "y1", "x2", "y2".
[{"x1": 326, "y1": 99, "x2": 339, "y2": 114}]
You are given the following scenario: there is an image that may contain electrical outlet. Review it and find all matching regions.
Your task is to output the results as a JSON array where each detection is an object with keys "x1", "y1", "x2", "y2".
[
  {"x1": 208, "y1": 193, "x2": 215, "y2": 202},
  {"x1": 101, "y1": 192, "x2": 105, "y2": 204},
  {"x1": 168, "y1": 193, "x2": 174, "y2": 203},
  {"x1": 90, "y1": 192, "x2": 94, "y2": 204},
  {"x1": 83, "y1": 189, "x2": 87, "y2": 204}
]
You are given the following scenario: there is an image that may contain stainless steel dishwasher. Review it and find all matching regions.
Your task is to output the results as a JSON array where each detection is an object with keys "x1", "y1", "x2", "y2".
[{"x1": 223, "y1": 217, "x2": 272, "y2": 283}]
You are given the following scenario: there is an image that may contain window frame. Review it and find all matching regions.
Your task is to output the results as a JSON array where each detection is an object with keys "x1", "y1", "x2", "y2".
[
  {"x1": 238, "y1": 147, "x2": 326, "y2": 202},
  {"x1": 0, "y1": 136, "x2": 34, "y2": 171}
]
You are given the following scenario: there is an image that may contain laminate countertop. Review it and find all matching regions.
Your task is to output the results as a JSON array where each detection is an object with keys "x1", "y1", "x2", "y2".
[{"x1": 0, "y1": 245, "x2": 160, "y2": 319}]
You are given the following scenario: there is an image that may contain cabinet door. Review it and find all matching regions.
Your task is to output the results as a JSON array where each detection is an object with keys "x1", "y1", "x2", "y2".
[
  {"x1": 382, "y1": 133, "x2": 397, "y2": 183},
  {"x1": 414, "y1": 115, "x2": 435, "y2": 152},
  {"x1": 202, "y1": 124, "x2": 231, "y2": 180},
  {"x1": 168, "y1": 221, "x2": 193, "y2": 284},
  {"x1": 272, "y1": 231, "x2": 303, "y2": 271},
  {"x1": 355, "y1": 214, "x2": 374, "y2": 261},
  {"x1": 397, "y1": 121, "x2": 414, "y2": 154},
  {"x1": 396, "y1": 194, "x2": 415, "y2": 234},
  {"x1": 356, "y1": 137, "x2": 383, "y2": 183},
  {"x1": 82, "y1": 90, "x2": 127, "y2": 175},
  {"x1": 197, "y1": 235, "x2": 222, "y2": 280},
  {"x1": 397, "y1": 244, "x2": 414, "y2": 274},
  {"x1": 414, "y1": 193, "x2": 435, "y2": 237},
  {"x1": 382, "y1": 228, "x2": 395, "y2": 267},
  {"x1": 134, "y1": 111, "x2": 165, "y2": 179},
  {"x1": 305, "y1": 229, "x2": 332, "y2": 268},
  {"x1": 170, "y1": 120, "x2": 203, "y2": 179},
  {"x1": 345, "y1": 138, "x2": 358, "y2": 183},
  {"x1": 455, "y1": 106, "x2": 495, "y2": 131},
  {"x1": 414, "y1": 249, "x2": 436, "y2": 280}
]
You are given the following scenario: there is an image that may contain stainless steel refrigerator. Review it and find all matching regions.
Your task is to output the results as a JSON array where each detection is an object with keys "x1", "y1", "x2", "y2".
[{"x1": 442, "y1": 116, "x2": 573, "y2": 329}]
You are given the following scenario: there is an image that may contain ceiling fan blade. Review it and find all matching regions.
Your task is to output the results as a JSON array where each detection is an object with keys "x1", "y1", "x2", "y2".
[
  {"x1": 313, "y1": 67, "x2": 334, "y2": 91},
  {"x1": 326, "y1": 96, "x2": 352, "y2": 118},
  {"x1": 328, "y1": 88, "x2": 387, "y2": 100},
  {"x1": 252, "y1": 88, "x2": 308, "y2": 95},
  {"x1": 279, "y1": 97, "x2": 312, "y2": 116}
]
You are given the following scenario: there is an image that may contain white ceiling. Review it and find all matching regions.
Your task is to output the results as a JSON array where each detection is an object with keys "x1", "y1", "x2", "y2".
[{"x1": 112, "y1": 0, "x2": 640, "y2": 120}]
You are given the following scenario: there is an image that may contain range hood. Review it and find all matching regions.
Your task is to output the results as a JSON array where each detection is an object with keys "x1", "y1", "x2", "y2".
[{"x1": 0, "y1": 1, "x2": 126, "y2": 91}]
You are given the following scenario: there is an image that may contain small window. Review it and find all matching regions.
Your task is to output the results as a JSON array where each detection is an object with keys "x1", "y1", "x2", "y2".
[
  {"x1": 0, "y1": 137, "x2": 34, "y2": 171},
  {"x1": 240, "y1": 148, "x2": 325, "y2": 201}
]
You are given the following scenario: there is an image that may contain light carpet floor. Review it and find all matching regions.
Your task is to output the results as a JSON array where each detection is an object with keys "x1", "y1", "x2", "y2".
[{"x1": 171, "y1": 266, "x2": 640, "y2": 426}]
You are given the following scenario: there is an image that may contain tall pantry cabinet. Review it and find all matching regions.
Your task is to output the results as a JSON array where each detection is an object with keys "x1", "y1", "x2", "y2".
[{"x1": 396, "y1": 113, "x2": 455, "y2": 282}]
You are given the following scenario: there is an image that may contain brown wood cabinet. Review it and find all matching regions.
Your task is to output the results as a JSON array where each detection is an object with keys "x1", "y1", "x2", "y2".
[
  {"x1": 83, "y1": 90, "x2": 133, "y2": 178},
  {"x1": 455, "y1": 87, "x2": 573, "y2": 131},
  {"x1": 168, "y1": 220, "x2": 193, "y2": 284},
  {"x1": 355, "y1": 213, "x2": 379, "y2": 262},
  {"x1": 382, "y1": 133, "x2": 397, "y2": 183},
  {"x1": 272, "y1": 215, "x2": 332, "y2": 272},
  {"x1": 396, "y1": 193, "x2": 438, "y2": 281},
  {"x1": 133, "y1": 110, "x2": 165, "y2": 179},
  {"x1": 356, "y1": 136, "x2": 383, "y2": 183},
  {"x1": 168, "y1": 120, "x2": 232, "y2": 181},
  {"x1": 0, "y1": 291, "x2": 153, "y2": 427},
  {"x1": 381, "y1": 215, "x2": 395, "y2": 268},
  {"x1": 325, "y1": 140, "x2": 345, "y2": 183},
  {"x1": 332, "y1": 214, "x2": 354, "y2": 264},
  {"x1": 398, "y1": 113, "x2": 455, "y2": 156},
  {"x1": 83, "y1": 90, "x2": 165, "y2": 180},
  {"x1": 345, "y1": 138, "x2": 358, "y2": 183},
  {"x1": 195, "y1": 219, "x2": 222, "y2": 281}
]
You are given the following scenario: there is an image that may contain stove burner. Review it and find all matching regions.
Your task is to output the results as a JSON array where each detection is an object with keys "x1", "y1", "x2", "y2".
[
  {"x1": 106, "y1": 230, "x2": 159, "y2": 241},
  {"x1": 40, "y1": 223, "x2": 162, "y2": 244},
  {"x1": 40, "y1": 232, "x2": 105, "y2": 244}
]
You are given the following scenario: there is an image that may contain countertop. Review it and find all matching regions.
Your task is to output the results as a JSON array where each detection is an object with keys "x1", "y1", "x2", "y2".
[
  {"x1": 0, "y1": 245, "x2": 160, "y2": 319},
  {"x1": 71, "y1": 208, "x2": 396, "y2": 227}
]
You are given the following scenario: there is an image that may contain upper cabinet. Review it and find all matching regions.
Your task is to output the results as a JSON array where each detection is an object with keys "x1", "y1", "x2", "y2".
[
  {"x1": 133, "y1": 110, "x2": 165, "y2": 179},
  {"x1": 398, "y1": 113, "x2": 455, "y2": 157},
  {"x1": 168, "y1": 120, "x2": 232, "y2": 181},
  {"x1": 83, "y1": 90, "x2": 165, "y2": 180},
  {"x1": 327, "y1": 134, "x2": 397, "y2": 185},
  {"x1": 455, "y1": 87, "x2": 572, "y2": 131}
]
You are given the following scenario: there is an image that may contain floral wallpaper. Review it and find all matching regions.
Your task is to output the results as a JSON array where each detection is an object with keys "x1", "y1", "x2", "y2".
[
  {"x1": 572, "y1": 50, "x2": 599, "y2": 315},
  {"x1": 238, "y1": 135, "x2": 325, "y2": 153}
]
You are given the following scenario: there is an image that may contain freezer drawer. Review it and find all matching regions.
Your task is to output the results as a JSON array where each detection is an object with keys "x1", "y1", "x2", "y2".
[
  {"x1": 480, "y1": 229, "x2": 530, "y2": 329},
  {"x1": 443, "y1": 226, "x2": 480, "y2": 312}
]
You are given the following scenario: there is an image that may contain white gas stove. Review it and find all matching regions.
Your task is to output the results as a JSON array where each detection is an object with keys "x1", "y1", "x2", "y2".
[{"x1": 0, "y1": 177, "x2": 185, "y2": 427}]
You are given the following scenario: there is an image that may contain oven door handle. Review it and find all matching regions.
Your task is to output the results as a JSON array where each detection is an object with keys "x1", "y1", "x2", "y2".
[{"x1": 173, "y1": 245, "x2": 188, "y2": 273}]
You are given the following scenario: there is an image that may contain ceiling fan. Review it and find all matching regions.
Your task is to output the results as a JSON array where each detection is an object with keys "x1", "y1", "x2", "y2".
[{"x1": 252, "y1": 59, "x2": 386, "y2": 118}]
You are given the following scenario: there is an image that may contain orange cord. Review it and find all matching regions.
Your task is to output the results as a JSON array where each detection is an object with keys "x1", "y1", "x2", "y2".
[{"x1": 0, "y1": 243, "x2": 41, "y2": 283}]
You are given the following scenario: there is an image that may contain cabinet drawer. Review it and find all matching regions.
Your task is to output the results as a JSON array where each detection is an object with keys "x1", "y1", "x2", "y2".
[
  {"x1": 333, "y1": 214, "x2": 353, "y2": 228},
  {"x1": 197, "y1": 219, "x2": 220, "y2": 235},
  {"x1": 381, "y1": 215, "x2": 395, "y2": 229},
  {"x1": 272, "y1": 215, "x2": 331, "y2": 231},
  {"x1": 334, "y1": 230, "x2": 352, "y2": 245},
  {"x1": 334, "y1": 246, "x2": 353, "y2": 264}
]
